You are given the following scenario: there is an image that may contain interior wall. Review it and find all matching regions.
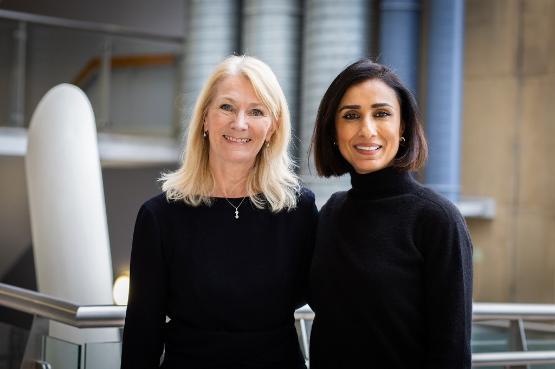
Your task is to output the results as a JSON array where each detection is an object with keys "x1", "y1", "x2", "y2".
[{"x1": 463, "y1": 0, "x2": 555, "y2": 302}]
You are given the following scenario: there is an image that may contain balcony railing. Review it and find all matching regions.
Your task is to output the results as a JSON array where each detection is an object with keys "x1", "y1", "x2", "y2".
[
  {"x1": 0, "y1": 9, "x2": 184, "y2": 138},
  {"x1": 3, "y1": 282, "x2": 555, "y2": 368}
]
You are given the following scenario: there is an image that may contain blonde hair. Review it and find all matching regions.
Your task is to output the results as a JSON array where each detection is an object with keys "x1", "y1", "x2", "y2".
[{"x1": 161, "y1": 55, "x2": 300, "y2": 212}]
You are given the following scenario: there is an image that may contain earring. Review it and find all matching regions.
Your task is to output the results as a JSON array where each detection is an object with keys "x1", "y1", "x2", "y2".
[
  {"x1": 333, "y1": 141, "x2": 337, "y2": 146},
  {"x1": 400, "y1": 136, "x2": 406, "y2": 143},
  {"x1": 203, "y1": 131, "x2": 207, "y2": 138},
  {"x1": 265, "y1": 141, "x2": 270, "y2": 148}
]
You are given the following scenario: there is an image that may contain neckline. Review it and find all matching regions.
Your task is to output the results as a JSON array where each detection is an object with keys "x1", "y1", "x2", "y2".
[
  {"x1": 349, "y1": 166, "x2": 417, "y2": 199},
  {"x1": 210, "y1": 196, "x2": 249, "y2": 200}
]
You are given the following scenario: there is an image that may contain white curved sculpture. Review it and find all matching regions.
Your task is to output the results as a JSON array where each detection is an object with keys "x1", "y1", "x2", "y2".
[{"x1": 25, "y1": 84, "x2": 116, "y2": 344}]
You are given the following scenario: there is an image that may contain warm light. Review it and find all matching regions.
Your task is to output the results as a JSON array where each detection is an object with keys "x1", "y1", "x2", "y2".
[{"x1": 113, "y1": 273, "x2": 130, "y2": 305}]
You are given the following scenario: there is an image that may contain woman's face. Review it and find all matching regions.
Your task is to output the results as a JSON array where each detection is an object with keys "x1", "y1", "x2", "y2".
[
  {"x1": 335, "y1": 78, "x2": 403, "y2": 174},
  {"x1": 204, "y1": 75, "x2": 275, "y2": 167}
]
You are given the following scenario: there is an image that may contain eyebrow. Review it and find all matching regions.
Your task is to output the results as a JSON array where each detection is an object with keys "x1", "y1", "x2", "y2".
[
  {"x1": 218, "y1": 96, "x2": 266, "y2": 108},
  {"x1": 338, "y1": 103, "x2": 393, "y2": 112}
]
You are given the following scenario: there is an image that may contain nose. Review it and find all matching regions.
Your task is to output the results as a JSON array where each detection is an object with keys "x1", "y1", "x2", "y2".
[
  {"x1": 231, "y1": 111, "x2": 248, "y2": 130},
  {"x1": 359, "y1": 116, "x2": 377, "y2": 137}
]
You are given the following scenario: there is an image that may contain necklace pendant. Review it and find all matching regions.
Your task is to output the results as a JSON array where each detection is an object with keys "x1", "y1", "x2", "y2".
[{"x1": 235, "y1": 210, "x2": 239, "y2": 219}]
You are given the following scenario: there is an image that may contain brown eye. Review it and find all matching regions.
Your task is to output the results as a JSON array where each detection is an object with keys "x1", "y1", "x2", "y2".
[
  {"x1": 342, "y1": 112, "x2": 360, "y2": 120},
  {"x1": 375, "y1": 111, "x2": 392, "y2": 118}
]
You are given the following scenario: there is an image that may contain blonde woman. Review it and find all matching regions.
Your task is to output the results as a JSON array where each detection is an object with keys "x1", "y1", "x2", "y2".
[{"x1": 121, "y1": 55, "x2": 317, "y2": 369}]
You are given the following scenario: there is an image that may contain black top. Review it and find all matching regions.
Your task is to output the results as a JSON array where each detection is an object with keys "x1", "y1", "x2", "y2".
[
  {"x1": 309, "y1": 167, "x2": 473, "y2": 369},
  {"x1": 121, "y1": 189, "x2": 317, "y2": 369}
]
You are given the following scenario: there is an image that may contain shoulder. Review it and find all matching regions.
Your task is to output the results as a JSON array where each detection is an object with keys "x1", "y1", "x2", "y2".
[
  {"x1": 290, "y1": 187, "x2": 317, "y2": 218},
  {"x1": 297, "y1": 187, "x2": 316, "y2": 207},
  {"x1": 320, "y1": 190, "x2": 348, "y2": 215},
  {"x1": 140, "y1": 192, "x2": 187, "y2": 219},
  {"x1": 142, "y1": 192, "x2": 169, "y2": 211},
  {"x1": 413, "y1": 186, "x2": 464, "y2": 223},
  {"x1": 410, "y1": 186, "x2": 469, "y2": 238}
]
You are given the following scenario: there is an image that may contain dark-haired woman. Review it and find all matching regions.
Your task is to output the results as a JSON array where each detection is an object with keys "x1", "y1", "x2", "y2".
[{"x1": 309, "y1": 59, "x2": 473, "y2": 369}]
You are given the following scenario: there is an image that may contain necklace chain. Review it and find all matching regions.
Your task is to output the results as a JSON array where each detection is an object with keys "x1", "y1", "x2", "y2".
[
  {"x1": 224, "y1": 196, "x2": 247, "y2": 219},
  {"x1": 218, "y1": 179, "x2": 247, "y2": 220}
]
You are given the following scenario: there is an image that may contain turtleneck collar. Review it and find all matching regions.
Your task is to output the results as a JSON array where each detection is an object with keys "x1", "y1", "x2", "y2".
[{"x1": 349, "y1": 166, "x2": 417, "y2": 199}]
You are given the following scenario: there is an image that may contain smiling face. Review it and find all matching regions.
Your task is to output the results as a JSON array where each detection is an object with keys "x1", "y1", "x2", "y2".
[
  {"x1": 204, "y1": 75, "x2": 275, "y2": 168},
  {"x1": 335, "y1": 78, "x2": 403, "y2": 174}
]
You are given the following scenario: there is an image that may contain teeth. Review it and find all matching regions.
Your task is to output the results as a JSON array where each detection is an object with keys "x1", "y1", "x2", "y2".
[
  {"x1": 224, "y1": 135, "x2": 251, "y2": 143},
  {"x1": 355, "y1": 144, "x2": 381, "y2": 151}
]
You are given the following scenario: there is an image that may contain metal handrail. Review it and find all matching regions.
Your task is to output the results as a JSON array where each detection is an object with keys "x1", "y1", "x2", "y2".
[
  {"x1": 5, "y1": 282, "x2": 555, "y2": 327},
  {"x1": 5, "y1": 282, "x2": 555, "y2": 367},
  {"x1": 473, "y1": 302, "x2": 555, "y2": 321},
  {"x1": 0, "y1": 9, "x2": 184, "y2": 43},
  {"x1": 0, "y1": 283, "x2": 125, "y2": 327},
  {"x1": 472, "y1": 351, "x2": 555, "y2": 367}
]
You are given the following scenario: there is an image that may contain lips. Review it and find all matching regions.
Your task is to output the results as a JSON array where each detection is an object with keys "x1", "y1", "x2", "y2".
[{"x1": 223, "y1": 135, "x2": 251, "y2": 144}]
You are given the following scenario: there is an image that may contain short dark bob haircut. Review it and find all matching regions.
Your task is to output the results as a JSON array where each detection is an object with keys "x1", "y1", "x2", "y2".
[{"x1": 312, "y1": 58, "x2": 428, "y2": 177}]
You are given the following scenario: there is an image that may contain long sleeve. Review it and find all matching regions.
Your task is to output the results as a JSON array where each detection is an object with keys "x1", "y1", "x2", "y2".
[
  {"x1": 422, "y1": 202, "x2": 473, "y2": 369},
  {"x1": 121, "y1": 204, "x2": 168, "y2": 369}
]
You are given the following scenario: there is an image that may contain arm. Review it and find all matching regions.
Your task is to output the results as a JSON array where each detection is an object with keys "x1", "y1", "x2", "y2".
[
  {"x1": 422, "y1": 203, "x2": 473, "y2": 369},
  {"x1": 121, "y1": 204, "x2": 168, "y2": 369}
]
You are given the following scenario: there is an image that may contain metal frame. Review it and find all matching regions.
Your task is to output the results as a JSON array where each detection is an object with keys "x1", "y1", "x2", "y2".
[
  {"x1": 0, "y1": 283, "x2": 125, "y2": 328},
  {"x1": 0, "y1": 8, "x2": 184, "y2": 131},
  {"x1": 0, "y1": 9, "x2": 184, "y2": 43}
]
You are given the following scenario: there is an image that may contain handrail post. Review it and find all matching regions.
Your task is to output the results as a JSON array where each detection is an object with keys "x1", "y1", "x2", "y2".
[
  {"x1": 9, "y1": 21, "x2": 27, "y2": 127},
  {"x1": 20, "y1": 316, "x2": 49, "y2": 369},
  {"x1": 33, "y1": 361, "x2": 52, "y2": 369},
  {"x1": 98, "y1": 37, "x2": 112, "y2": 129},
  {"x1": 299, "y1": 318, "x2": 310, "y2": 361},
  {"x1": 509, "y1": 318, "x2": 530, "y2": 369}
]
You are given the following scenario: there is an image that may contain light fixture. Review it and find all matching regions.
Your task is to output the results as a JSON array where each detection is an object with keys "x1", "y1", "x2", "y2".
[{"x1": 113, "y1": 272, "x2": 130, "y2": 305}]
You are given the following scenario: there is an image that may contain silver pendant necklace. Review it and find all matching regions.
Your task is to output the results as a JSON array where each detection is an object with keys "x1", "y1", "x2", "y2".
[{"x1": 224, "y1": 196, "x2": 247, "y2": 219}]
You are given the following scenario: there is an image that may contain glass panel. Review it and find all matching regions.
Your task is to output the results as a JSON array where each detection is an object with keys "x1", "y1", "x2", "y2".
[
  {"x1": 527, "y1": 327, "x2": 555, "y2": 351},
  {"x1": 0, "y1": 19, "x2": 181, "y2": 135},
  {"x1": 0, "y1": 320, "x2": 30, "y2": 369},
  {"x1": 43, "y1": 335, "x2": 81, "y2": 369},
  {"x1": 471, "y1": 323, "x2": 510, "y2": 354},
  {"x1": 84, "y1": 341, "x2": 122, "y2": 369},
  {"x1": 23, "y1": 24, "x2": 180, "y2": 137},
  {"x1": 0, "y1": 18, "x2": 17, "y2": 127},
  {"x1": 527, "y1": 327, "x2": 555, "y2": 369},
  {"x1": 90, "y1": 34, "x2": 181, "y2": 137}
]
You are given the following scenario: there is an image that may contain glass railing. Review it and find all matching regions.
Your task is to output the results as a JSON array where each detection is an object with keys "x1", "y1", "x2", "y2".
[
  {"x1": 0, "y1": 9, "x2": 184, "y2": 137},
  {"x1": 0, "y1": 320, "x2": 29, "y2": 369},
  {"x1": 4, "y1": 282, "x2": 555, "y2": 368},
  {"x1": 0, "y1": 282, "x2": 125, "y2": 369}
]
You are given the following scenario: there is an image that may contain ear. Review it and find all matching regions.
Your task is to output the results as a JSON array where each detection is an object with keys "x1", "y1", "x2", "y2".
[
  {"x1": 400, "y1": 120, "x2": 406, "y2": 137},
  {"x1": 265, "y1": 119, "x2": 277, "y2": 141},
  {"x1": 203, "y1": 113, "x2": 213, "y2": 134}
]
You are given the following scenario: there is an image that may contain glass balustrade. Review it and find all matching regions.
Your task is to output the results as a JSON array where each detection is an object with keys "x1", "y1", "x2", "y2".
[
  {"x1": 0, "y1": 12, "x2": 183, "y2": 138},
  {"x1": 0, "y1": 320, "x2": 29, "y2": 369},
  {"x1": 5, "y1": 282, "x2": 555, "y2": 368}
]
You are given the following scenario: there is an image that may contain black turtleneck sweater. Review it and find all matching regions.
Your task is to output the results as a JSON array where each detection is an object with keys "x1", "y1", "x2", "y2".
[
  {"x1": 308, "y1": 167, "x2": 473, "y2": 369},
  {"x1": 121, "y1": 189, "x2": 317, "y2": 369}
]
